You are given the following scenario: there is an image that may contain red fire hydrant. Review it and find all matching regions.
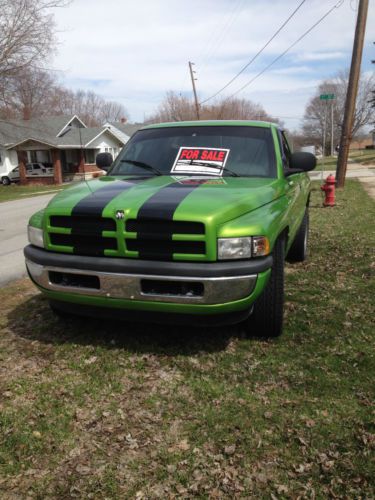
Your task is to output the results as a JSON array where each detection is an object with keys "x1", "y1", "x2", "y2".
[{"x1": 321, "y1": 174, "x2": 336, "y2": 207}]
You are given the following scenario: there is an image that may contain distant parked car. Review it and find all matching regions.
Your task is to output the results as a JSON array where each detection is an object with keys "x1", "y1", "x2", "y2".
[
  {"x1": 1, "y1": 166, "x2": 20, "y2": 185},
  {"x1": 26, "y1": 163, "x2": 53, "y2": 176}
]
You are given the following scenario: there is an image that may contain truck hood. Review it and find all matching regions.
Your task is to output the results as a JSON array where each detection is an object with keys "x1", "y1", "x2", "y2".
[{"x1": 46, "y1": 175, "x2": 284, "y2": 225}]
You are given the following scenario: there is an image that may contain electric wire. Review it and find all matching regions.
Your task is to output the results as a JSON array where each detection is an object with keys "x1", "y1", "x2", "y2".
[
  {"x1": 198, "y1": 0, "x2": 246, "y2": 73},
  {"x1": 177, "y1": 0, "x2": 244, "y2": 93},
  {"x1": 200, "y1": 0, "x2": 307, "y2": 105},
  {"x1": 223, "y1": 0, "x2": 345, "y2": 101}
]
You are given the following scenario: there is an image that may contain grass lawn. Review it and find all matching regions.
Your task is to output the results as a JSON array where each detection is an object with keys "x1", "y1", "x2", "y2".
[
  {"x1": 0, "y1": 181, "x2": 374, "y2": 497},
  {"x1": 0, "y1": 183, "x2": 70, "y2": 203}
]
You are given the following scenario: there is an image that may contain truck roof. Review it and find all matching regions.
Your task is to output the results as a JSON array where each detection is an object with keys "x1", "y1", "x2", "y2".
[{"x1": 141, "y1": 120, "x2": 278, "y2": 131}]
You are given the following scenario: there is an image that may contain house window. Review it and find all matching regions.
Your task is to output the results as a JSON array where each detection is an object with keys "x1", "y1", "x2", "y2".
[
  {"x1": 85, "y1": 149, "x2": 96, "y2": 164},
  {"x1": 105, "y1": 147, "x2": 116, "y2": 157}
]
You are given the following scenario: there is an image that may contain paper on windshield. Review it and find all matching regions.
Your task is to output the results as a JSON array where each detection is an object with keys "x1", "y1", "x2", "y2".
[{"x1": 171, "y1": 147, "x2": 230, "y2": 176}]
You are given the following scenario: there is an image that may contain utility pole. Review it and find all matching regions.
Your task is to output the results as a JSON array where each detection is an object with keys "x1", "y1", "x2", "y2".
[
  {"x1": 189, "y1": 61, "x2": 200, "y2": 120},
  {"x1": 336, "y1": 0, "x2": 369, "y2": 188},
  {"x1": 331, "y1": 99, "x2": 334, "y2": 157},
  {"x1": 320, "y1": 93, "x2": 335, "y2": 158}
]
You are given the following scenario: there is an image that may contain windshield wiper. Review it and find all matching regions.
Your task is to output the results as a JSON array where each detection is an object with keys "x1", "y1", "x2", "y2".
[
  {"x1": 180, "y1": 160, "x2": 240, "y2": 177},
  {"x1": 223, "y1": 167, "x2": 240, "y2": 177},
  {"x1": 120, "y1": 159, "x2": 163, "y2": 176}
]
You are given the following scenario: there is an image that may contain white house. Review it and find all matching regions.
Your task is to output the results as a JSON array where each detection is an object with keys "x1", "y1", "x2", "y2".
[
  {"x1": 0, "y1": 115, "x2": 127, "y2": 185},
  {"x1": 104, "y1": 121, "x2": 142, "y2": 144}
]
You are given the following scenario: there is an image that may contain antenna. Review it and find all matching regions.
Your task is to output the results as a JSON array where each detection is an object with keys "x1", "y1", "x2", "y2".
[{"x1": 78, "y1": 124, "x2": 93, "y2": 193}]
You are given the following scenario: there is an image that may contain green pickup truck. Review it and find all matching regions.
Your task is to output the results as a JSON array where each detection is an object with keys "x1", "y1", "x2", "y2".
[{"x1": 24, "y1": 120, "x2": 316, "y2": 337}]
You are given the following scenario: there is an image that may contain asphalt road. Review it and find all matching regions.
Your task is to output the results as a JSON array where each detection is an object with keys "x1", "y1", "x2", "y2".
[{"x1": 0, "y1": 194, "x2": 55, "y2": 286}]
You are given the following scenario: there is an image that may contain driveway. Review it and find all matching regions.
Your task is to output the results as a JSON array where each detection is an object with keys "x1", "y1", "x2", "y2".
[{"x1": 0, "y1": 194, "x2": 56, "y2": 285}]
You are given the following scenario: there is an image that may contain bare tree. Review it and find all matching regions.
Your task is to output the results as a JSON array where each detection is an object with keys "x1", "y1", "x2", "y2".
[
  {"x1": 146, "y1": 91, "x2": 196, "y2": 123},
  {"x1": 0, "y1": 67, "x2": 56, "y2": 119},
  {"x1": 146, "y1": 91, "x2": 280, "y2": 124},
  {"x1": 0, "y1": 69, "x2": 129, "y2": 124},
  {"x1": 0, "y1": 0, "x2": 69, "y2": 81},
  {"x1": 0, "y1": 0, "x2": 129, "y2": 125},
  {"x1": 202, "y1": 97, "x2": 279, "y2": 122},
  {"x1": 97, "y1": 100, "x2": 128, "y2": 124},
  {"x1": 56, "y1": 89, "x2": 128, "y2": 126},
  {"x1": 302, "y1": 71, "x2": 375, "y2": 153}
]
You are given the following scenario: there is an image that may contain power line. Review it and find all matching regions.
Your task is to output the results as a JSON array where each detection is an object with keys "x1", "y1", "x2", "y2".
[
  {"x1": 224, "y1": 0, "x2": 344, "y2": 101},
  {"x1": 200, "y1": 0, "x2": 307, "y2": 105},
  {"x1": 177, "y1": 0, "x2": 244, "y2": 93},
  {"x1": 198, "y1": 0, "x2": 246, "y2": 73}
]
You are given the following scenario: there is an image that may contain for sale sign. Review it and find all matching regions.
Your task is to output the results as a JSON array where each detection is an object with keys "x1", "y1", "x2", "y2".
[{"x1": 171, "y1": 147, "x2": 230, "y2": 176}]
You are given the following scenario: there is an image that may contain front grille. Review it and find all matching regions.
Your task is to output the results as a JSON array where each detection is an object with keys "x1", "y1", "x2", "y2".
[
  {"x1": 126, "y1": 219, "x2": 204, "y2": 235},
  {"x1": 50, "y1": 215, "x2": 116, "y2": 232},
  {"x1": 48, "y1": 215, "x2": 117, "y2": 256},
  {"x1": 125, "y1": 218, "x2": 206, "y2": 260},
  {"x1": 127, "y1": 239, "x2": 205, "y2": 256}
]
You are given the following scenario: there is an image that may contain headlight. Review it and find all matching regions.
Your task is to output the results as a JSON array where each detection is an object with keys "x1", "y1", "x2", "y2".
[
  {"x1": 27, "y1": 226, "x2": 44, "y2": 248},
  {"x1": 218, "y1": 237, "x2": 251, "y2": 260},
  {"x1": 217, "y1": 236, "x2": 270, "y2": 260}
]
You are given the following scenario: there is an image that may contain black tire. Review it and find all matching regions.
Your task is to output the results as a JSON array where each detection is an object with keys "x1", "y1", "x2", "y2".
[
  {"x1": 1, "y1": 176, "x2": 10, "y2": 186},
  {"x1": 243, "y1": 237, "x2": 285, "y2": 338},
  {"x1": 287, "y1": 209, "x2": 309, "y2": 263}
]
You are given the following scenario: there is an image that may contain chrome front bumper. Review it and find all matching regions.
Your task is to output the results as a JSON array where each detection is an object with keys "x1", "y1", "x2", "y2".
[{"x1": 26, "y1": 259, "x2": 257, "y2": 305}]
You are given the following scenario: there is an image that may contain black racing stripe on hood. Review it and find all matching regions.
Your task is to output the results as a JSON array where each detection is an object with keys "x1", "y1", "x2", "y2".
[
  {"x1": 71, "y1": 177, "x2": 151, "y2": 217},
  {"x1": 136, "y1": 181, "x2": 204, "y2": 221},
  {"x1": 134, "y1": 179, "x2": 207, "y2": 260}
]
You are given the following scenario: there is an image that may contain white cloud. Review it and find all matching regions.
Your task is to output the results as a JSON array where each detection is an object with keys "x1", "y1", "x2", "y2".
[
  {"x1": 50, "y1": 0, "x2": 375, "y2": 129},
  {"x1": 294, "y1": 51, "x2": 347, "y2": 62}
]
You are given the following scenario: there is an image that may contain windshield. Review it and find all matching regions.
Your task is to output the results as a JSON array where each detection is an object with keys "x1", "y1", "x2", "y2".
[{"x1": 109, "y1": 126, "x2": 276, "y2": 178}]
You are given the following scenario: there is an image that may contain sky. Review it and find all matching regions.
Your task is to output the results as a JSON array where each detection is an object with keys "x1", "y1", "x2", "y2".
[{"x1": 51, "y1": 0, "x2": 375, "y2": 130}]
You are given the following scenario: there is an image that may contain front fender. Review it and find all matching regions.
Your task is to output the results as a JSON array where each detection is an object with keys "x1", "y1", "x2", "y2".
[{"x1": 217, "y1": 195, "x2": 290, "y2": 251}]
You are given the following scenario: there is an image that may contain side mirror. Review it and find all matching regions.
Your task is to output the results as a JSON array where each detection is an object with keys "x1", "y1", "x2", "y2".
[
  {"x1": 289, "y1": 152, "x2": 316, "y2": 172},
  {"x1": 96, "y1": 152, "x2": 113, "y2": 170}
]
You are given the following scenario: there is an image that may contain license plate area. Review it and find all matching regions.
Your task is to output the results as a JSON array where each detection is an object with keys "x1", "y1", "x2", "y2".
[{"x1": 140, "y1": 279, "x2": 204, "y2": 298}]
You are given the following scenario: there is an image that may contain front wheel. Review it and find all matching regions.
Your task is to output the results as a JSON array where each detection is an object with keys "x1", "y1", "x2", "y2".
[
  {"x1": 243, "y1": 237, "x2": 285, "y2": 338},
  {"x1": 287, "y1": 209, "x2": 309, "y2": 262},
  {"x1": 1, "y1": 176, "x2": 10, "y2": 185}
]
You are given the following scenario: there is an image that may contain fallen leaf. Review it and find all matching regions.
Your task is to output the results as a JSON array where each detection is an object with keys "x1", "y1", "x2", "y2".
[
  {"x1": 84, "y1": 356, "x2": 97, "y2": 365},
  {"x1": 177, "y1": 439, "x2": 190, "y2": 451},
  {"x1": 276, "y1": 484, "x2": 289, "y2": 494},
  {"x1": 224, "y1": 444, "x2": 236, "y2": 455},
  {"x1": 75, "y1": 464, "x2": 91, "y2": 475}
]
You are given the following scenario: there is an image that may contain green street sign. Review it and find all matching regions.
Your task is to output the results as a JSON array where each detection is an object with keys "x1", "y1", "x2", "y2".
[{"x1": 320, "y1": 94, "x2": 335, "y2": 100}]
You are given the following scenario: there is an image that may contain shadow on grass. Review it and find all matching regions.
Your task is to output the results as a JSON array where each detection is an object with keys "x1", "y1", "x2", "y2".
[{"x1": 7, "y1": 293, "x2": 247, "y2": 356}]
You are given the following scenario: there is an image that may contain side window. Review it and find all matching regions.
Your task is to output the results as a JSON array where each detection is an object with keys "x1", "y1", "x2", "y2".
[{"x1": 279, "y1": 131, "x2": 291, "y2": 169}]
